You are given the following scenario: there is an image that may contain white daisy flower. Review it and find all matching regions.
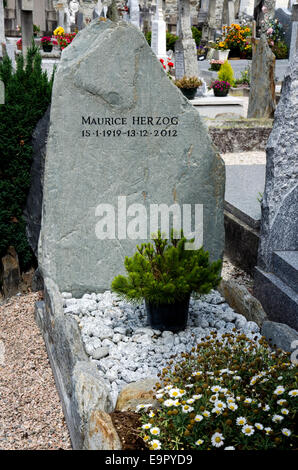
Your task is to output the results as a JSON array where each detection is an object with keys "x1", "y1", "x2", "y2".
[
  {"x1": 277, "y1": 399, "x2": 287, "y2": 406},
  {"x1": 136, "y1": 403, "x2": 152, "y2": 411},
  {"x1": 210, "y1": 394, "x2": 218, "y2": 403},
  {"x1": 185, "y1": 384, "x2": 194, "y2": 388},
  {"x1": 150, "y1": 427, "x2": 160, "y2": 436},
  {"x1": 163, "y1": 399, "x2": 175, "y2": 407},
  {"x1": 263, "y1": 404, "x2": 270, "y2": 411},
  {"x1": 234, "y1": 376, "x2": 242, "y2": 381},
  {"x1": 281, "y1": 408, "x2": 289, "y2": 415},
  {"x1": 194, "y1": 414, "x2": 204, "y2": 422},
  {"x1": 255, "y1": 423, "x2": 264, "y2": 430},
  {"x1": 288, "y1": 389, "x2": 298, "y2": 397},
  {"x1": 192, "y1": 371, "x2": 203, "y2": 377},
  {"x1": 265, "y1": 427, "x2": 272, "y2": 434},
  {"x1": 186, "y1": 398, "x2": 195, "y2": 405},
  {"x1": 281, "y1": 428, "x2": 291, "y2": 437},
  {"x1": 155, "y1": 393, "x2": 164, "y2": 399},
  {"x1": 165, "y1": 385, "x2": 173, "y2": 390},
  {"x1": 236, "y1": 417, "x2": 247, "y2": 426},
  {"x1": 149, "y1": 411, "x2": 155, "y2": 418},
  {"x1": 277, "y1": 376, "x2": 283, "y2": 381},
  {"x1": 150, "y1": 439, "x2": 161, "y2": 450},
  {"x1": 224, "y1": 446, "x2": 235, "y2": 450},
  {"x1": 181, "y1": 405, "x2": 194, "y2": 413},
  {"x1": 211, "y1": 432, "x2": 225, "y2": 448},
  {"x1": 143, "y1": 435, "x2": 150, "y2": 442},
  {"x1": 142, "y1": 423, "x2": 152, "y2": 430},
  {"x1": 244, "y1": 398, "x2": 252, "y2": 404},
  {"x1": 168, "y1": 388, "x2": 183, "y2": 398},
  {"x1": 212, "y1": 407, "x2": 222, "y2": 415},
  {"x1": 242, "y1": 425, "x2": 254, "y2": 436},
  {"x1": 273, "y1": 386, "x2": 285, "y2": 395},
  {"x1": 228, "y1": 403, "x2": 238, "y2": 411},
  {"x1": 221, "y1": 388, "x2": 228, "y2": 394},
  {"x1": 202, "y1": 410, "x2": 210, "y2": 417},
  {"x1": 172, "y1": 399, "x2": 180, "y2": 406},
  {"x1": 192, "y1": 394, "x2": 202, "y2": 400},
  {"x1": 272, "y1": 414, "x2": 283, "y2": 423},
  {"x1": 211, "y1": 385, "x2": 221, "y2": 393},
  {"x1": 214, "y1": 400, "x2": 226, "y2": 410},
  {"x1": 195, "y1": 439, "x2": 204, "y2": 446}
]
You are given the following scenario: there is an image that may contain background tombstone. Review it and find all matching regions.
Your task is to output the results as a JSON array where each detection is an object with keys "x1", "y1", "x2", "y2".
[
  {"x1": 0, "y1": 0, "x2": 6, "y2": 59},
  {"x1": 53, "y1": 0, "x2": 67, "y2": 29},
  {"x1": 247, "y1": 35, "x2": 276, "y2": 118},
  {"x1": 254, "y1": 59, "x2": 298, "y2": 330},
  {"x1": 174, "y1": 0, "x2": 198, "y2": 79},
  {"x1": 79, "y1": 0, "x2": 97, "y2": 27},
  {"x1": 289, "y1": 3, "x2": 298, "y2": 62},
  {"x1": 39, "y1": 19, "x2": 225, "y2": 296},
  {"x1": 151, "y1": 0, "x2": 166, "y2": 60},
  {"x1": 0, "y1": 79, "x2": 4, "y2": 104},
  {"x1": 20, "y1": 0, "x2": 33, "y2": 57},
  {"x1": 274, "y1": 7, "x2": 293, "y2": 48},
  {"x1": 128, "y1": 0, "x2": 140, "y2": 28}
]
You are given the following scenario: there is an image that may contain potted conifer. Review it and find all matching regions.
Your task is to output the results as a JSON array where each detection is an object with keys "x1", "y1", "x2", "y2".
[{"x1": 111, "y1": 231, "x2": 222, "y2": 332}]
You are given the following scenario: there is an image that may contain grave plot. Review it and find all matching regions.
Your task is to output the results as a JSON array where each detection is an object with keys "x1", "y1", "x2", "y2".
[{"x1": 37, "y1": 18, "x2": 225, "y2": 449}]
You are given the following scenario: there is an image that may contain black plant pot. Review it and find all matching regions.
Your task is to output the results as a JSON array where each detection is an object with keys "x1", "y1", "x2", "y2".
[
  {"x1": 180, "y1": 88, "x2": 197, "y2": 100},
  {"x1": 42, "y1": 44, "x2": 53, "y2": 53},
  {"x1": 145, "y1": 296, "x2": 190, "y2": 333},
  {"x1": 213, "y1": 89, "x2": 229, "y2": 97}
]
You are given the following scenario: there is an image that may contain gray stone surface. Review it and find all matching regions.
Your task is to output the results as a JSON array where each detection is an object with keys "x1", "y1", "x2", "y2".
[
  {"x1": 274, "y1": 8, "x2": 292, "y2": 48},
  {"x1": 175, "y1": 0, "x2": 198, "y2": 79},
  {"x1": 225, "y1": 164, "x2": 265, "y2": 228},
  {"x1": 25, "y1": 106, "x2": 50, "y2": 257},
  {"x1": 248, "y1": 35, "x2": 276, "y2": 119},
  {"x1": 39, "y1": 19, "x2": 225, "y2": 296},
  {"x1": 257, "y1": 59, "x2": 298, "y2": 272},
  {"x1": 261, "y1": 320, "x2": 298, "y2": 352},
  {"x1": 0, "y1": 79, "x2": 4, "y2": 105}
]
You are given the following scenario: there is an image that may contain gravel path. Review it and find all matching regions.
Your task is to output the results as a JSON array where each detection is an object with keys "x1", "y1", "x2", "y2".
[{"x1": 0, "y1": 293, "x2": 71, "y2": 450}]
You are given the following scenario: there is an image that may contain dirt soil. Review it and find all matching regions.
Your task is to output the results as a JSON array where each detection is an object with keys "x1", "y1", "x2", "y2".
[{"x1": 110, "y1": 410, "x2": 148, "y2": 450}]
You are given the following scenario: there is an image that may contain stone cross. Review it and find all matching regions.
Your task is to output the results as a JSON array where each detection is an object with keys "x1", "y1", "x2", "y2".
[
  {"x1": 174, "y1": 0, "x2": 198, "y2": 79},
  {"x1": 53, "y1": 0, "x2": 68, "y2": 30},
  {"x1": 151, "y1": 0, "x2": 167, "y2": 60},
  {"x1": 289, "y1": 3, "x2": 298, "y2": 63},
  {"x1": 248, "y1": 34, "x2": 276, "y2": 118},
  {"x1": 0, "y1": 0, "x2": 6, "y2": 58},
  {"x1": 20, "y1": 0, "x2": 34, "y2": 57},
  {"x1": 128, "y1": 0, "x2": 140, "y2": 28}
]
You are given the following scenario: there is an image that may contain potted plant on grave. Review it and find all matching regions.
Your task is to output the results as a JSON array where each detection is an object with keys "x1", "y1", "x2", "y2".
[
  {"x1": 174, "y1": 76, "x2": 203, "y2": 100},
  {"x1": 111, "y1": 231, "x2": 222, "y2": 332},
  {"x1": 211, "y1": 80, "x2": 231, "y2": 97},
  {"x1": 209, "y1": 40, "x2": 230, "y2": 61},
  {"x1": 33, "y1": 24, "x2": 40, "y2": 37},
  {"x1": 40, "y1": 36, "x2": 56, "y2": 53}
]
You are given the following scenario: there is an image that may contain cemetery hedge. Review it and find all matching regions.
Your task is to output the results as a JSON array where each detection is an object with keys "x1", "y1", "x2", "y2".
[{"x1": 0, "y1": 45, "x2": 54, "y2": 271}]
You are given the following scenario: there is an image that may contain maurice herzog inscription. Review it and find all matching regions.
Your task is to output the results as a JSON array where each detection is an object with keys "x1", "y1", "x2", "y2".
[{"x1": 81, "y1": 115, "x2": 179, "y2": 138}]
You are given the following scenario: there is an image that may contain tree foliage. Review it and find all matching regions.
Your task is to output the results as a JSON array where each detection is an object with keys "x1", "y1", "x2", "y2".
[
  {"x1": 217, "y1": 60, "x2": 235, "y2": 86},
  {"x1": 0, "y1": 44, "x2": 54, "y2": 270},
  {"x1": 112, "y1": 231, "x2": 222, "y2": 305}
]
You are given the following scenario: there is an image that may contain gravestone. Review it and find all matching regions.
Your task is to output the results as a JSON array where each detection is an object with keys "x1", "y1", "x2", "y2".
[
  {"x1": 247, "y1": 35, "x2": 276, "y2": 118},
  {"x1": 20, "y1": 0, "x2": 33, "y2": 57},
  {"x1": 254, "y1": 58, "x2": 298, "y2": 330},
  {"x1": 289, "y1": 3, "x2": 298, "y2": 63},
  {"x1": 39, "y1": 19, "x2": 225, "y2": 295},
  {"x1": 174, "y1": 0, "x2": 198, "y2": 78},
  {"x1": 274, "y1": 8, "x2": 292, "y2": 48},
  {"x1": 151, "y1": 0, "x2": 166, "y2": 60},
  {"x1": 128, "y1": 0, "x2": 140, "y2": 28},
  {"x1": 0, "y1": 0, "x2": 6, "y2": 58},
  {"x1": 0, "y1": 79, "x2": 4, "y2": 105}
]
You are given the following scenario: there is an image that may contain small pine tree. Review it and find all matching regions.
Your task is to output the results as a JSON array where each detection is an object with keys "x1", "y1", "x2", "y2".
[
  {"x1": 0, "y1": 43, "x2": 54, "y2": 271},
  {"x1": 217, "y1": 60, "x2": 235, "y2": 86},
  {"x1": 111, "y1": 231, "x2": 222, "y2": 305}
]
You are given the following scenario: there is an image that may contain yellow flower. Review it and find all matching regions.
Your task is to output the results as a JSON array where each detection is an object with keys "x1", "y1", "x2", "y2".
[{"x1": 54, "y1": 26, "x2": 65, "y2": 36}]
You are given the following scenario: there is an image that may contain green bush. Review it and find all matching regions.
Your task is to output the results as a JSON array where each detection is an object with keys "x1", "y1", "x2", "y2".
[
  {"x1": 217, "y1": 60, "x2": 235, "y2": 86},
  {"x1": 139, "y1": 331, "x2": 298, "y2": 450},
  {"x1": 272, "y1": 40, "x2": 289, "y2": 59},
  {"x1": 0, "y1": 44, "x2": 53, "y2": 271},
  {"x1": 145, "y1": 31, "x2": 179, "y2": 51},
  {"x1": 191, "y1": 27, "x2": 202, "y2": 47},
  {"x1": 111, "y1": 231, "x2": 222, "y2": 305}
]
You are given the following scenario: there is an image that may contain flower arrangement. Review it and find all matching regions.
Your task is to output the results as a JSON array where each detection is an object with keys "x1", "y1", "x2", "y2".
[
  {"x1": 159, "y1": 58, "x2": 174, "y2": 71},
  {"x1": 139, "y1": 330, "x2": 298, "y2": 450},
  {"x1": 210, "y1": 40, "x2": 229, "y2": 51},
  {"x1": 53, "y1": 26, "x2": 65, "y2": 36},
  {"x1": 174, "y1": 76, "x2": 203, "y2": 89},
  {"x1": 209, "y1": 59, "x2": 224, "y2": 72},
  {"x1": 40, "y1": 36, "x2": 57, "y2": 46},
  {"x1": 222, "y1": 23, "x2": 252, "y2": 57},
  {"x1": 211, "y1": 80, "x2": 231, "y2": 97},
  {"x1": 54, "y1": 31, "x2": 77, "y2": 50}
]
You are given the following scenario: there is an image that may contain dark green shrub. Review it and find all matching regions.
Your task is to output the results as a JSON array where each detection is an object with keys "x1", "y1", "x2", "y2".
[
  {"x1": 0, "y1": 44, "x2": 53, "y2": 271},
  {"x1": 111, "y1": 231, "x2": 222, "y2": 305},
  {"x1": 145, "y1": 31, "x2": 179, "y2": 51},
  {"x1": 191, "y1": 26, "x2": 202, "y2": 47},
  {"x1": 272, "y1": 40, "x2": 289, "y2": 59}
]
